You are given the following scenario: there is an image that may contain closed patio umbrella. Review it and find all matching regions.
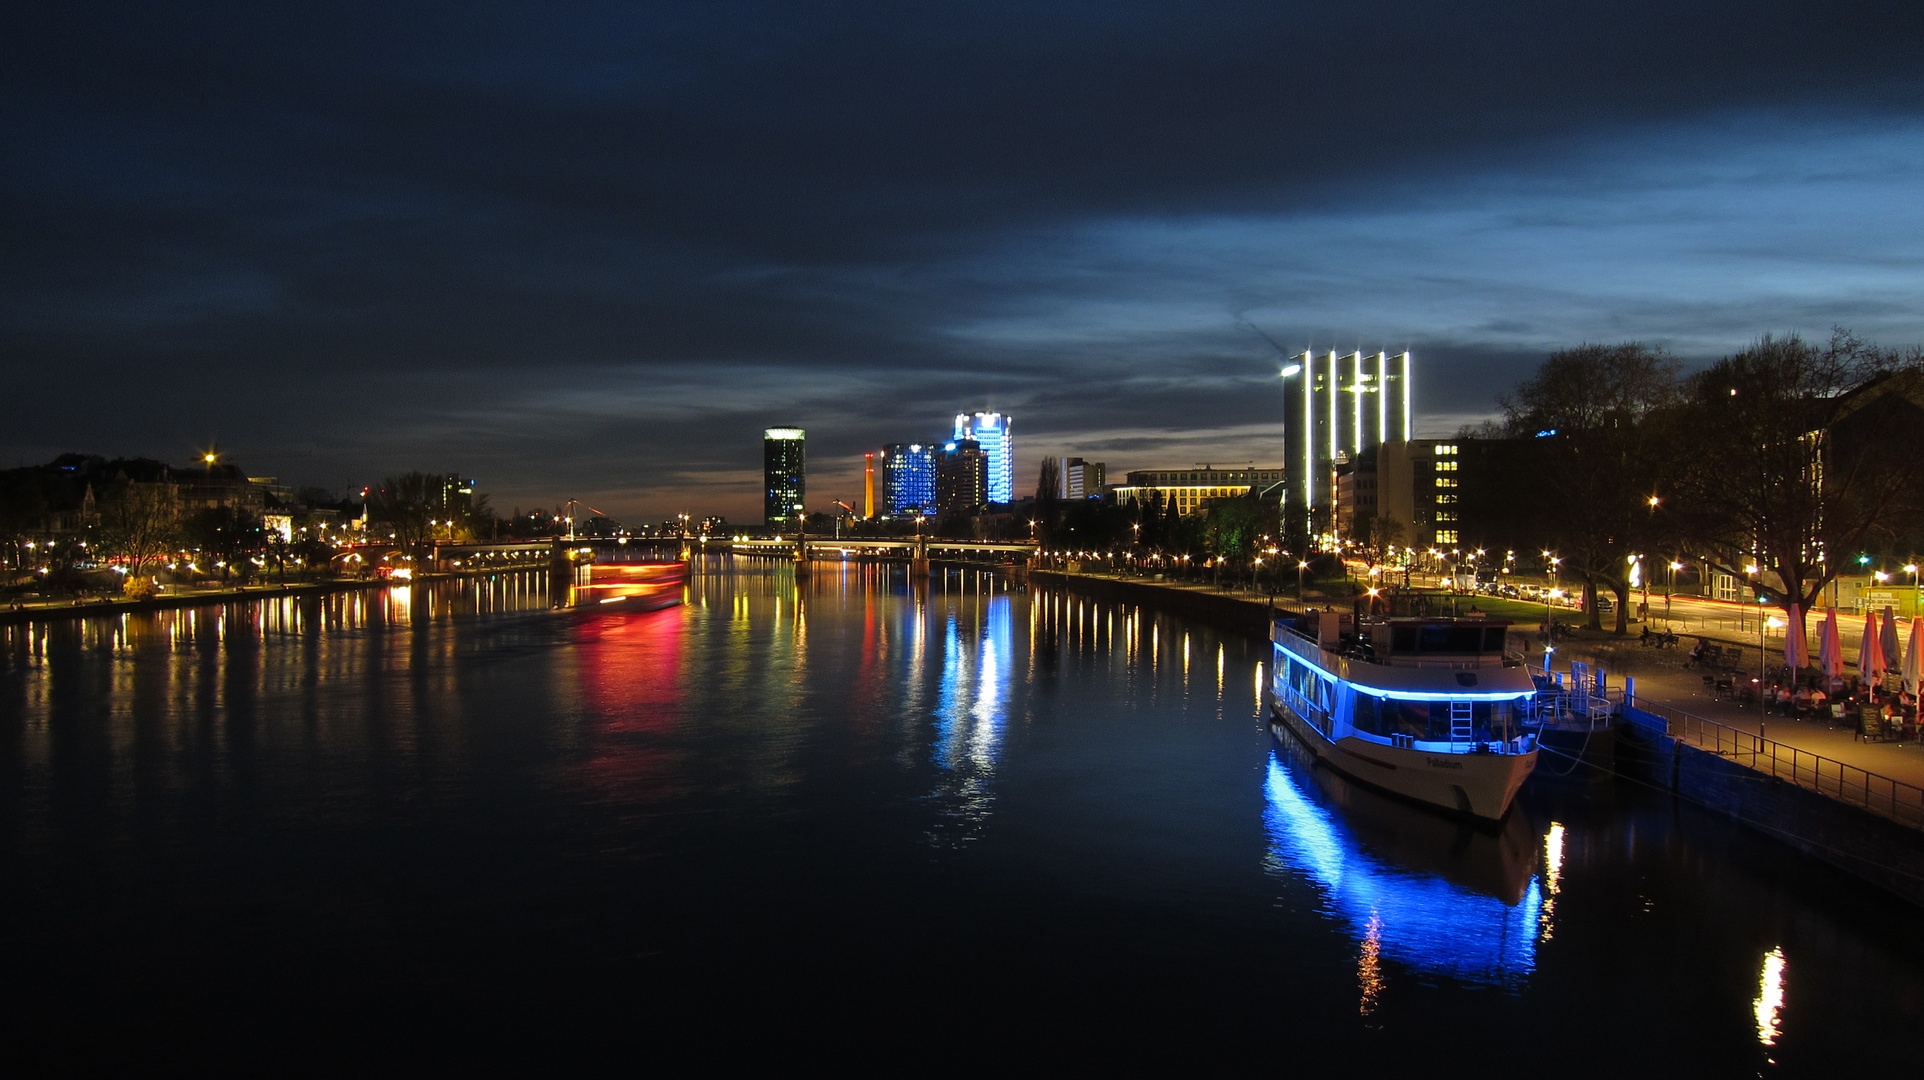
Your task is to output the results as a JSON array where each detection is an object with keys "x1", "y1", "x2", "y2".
[
  {"x1": 1861, "y1": 611, "x2": 1887, "y2": 685},
  {"x1": 1905, "y1": 617, "x2": 1922, "y2": 698},
  {"x1": 1820, "y1": 608, "x2": 1843, "y2": 684},
  {"x1": 1883, "y1": 606, "x2": 1903, "y2": 670},
  {"x1": 1784, "y1": 603, "x2": 1807, "y2": 671}
]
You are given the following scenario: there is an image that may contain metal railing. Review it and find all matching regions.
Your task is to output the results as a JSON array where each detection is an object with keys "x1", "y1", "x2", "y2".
[{"x1": 1629, "y1": 698, "x2": 1924, "y2": 830}]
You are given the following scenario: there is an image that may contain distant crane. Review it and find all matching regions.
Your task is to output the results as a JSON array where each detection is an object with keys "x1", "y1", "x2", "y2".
[
  {"x1": 830, "y1": 501, "x2": 857, "y2": 539},
  {"x1": 1238, "y1": 319, "x2": 1303, "y2": 376}
]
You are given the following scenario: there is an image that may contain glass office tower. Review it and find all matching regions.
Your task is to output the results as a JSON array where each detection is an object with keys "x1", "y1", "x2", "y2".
[
  {"x1": 763, "y1": 427, "x2": 806, "y2": 529},
  {"x1": 1282, "y1": 351, "x2": 1411, "y2": 537},
  {"x1": 952, "y1": 412, "x2": 1012, "y2": 504},
  {"x1": 880, "y1": 443, "x2": 936, "y2": 517}
]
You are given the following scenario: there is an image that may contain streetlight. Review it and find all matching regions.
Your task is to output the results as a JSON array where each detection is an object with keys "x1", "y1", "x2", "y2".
[
  {"x1": 1667, "y1": 560, "x2": 1682, "y2": 621},
  {"x1": 1297, "y1": 560, "x2": 1308, "y2": 602}
]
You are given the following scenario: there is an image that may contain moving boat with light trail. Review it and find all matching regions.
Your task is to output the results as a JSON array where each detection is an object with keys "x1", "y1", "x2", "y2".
[{"x1": 1270, "y1": 611, "x2": 1537, "y2": 821}]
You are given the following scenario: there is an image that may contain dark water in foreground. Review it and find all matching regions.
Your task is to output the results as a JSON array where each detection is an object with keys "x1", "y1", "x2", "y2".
[{"x1": 2, "y1": 565, "x2": 1920, "y2": 1072}]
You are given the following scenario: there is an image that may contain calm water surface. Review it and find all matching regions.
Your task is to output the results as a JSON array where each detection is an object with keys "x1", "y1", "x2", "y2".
[{"x1": 2, "y1": 565, "x2": 1919, "y2": 1071}]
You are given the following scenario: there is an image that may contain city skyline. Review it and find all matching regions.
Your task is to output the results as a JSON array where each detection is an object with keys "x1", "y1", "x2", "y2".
[{"x1": 5, "y1": 4, "x2": 1922, "y2": 525}]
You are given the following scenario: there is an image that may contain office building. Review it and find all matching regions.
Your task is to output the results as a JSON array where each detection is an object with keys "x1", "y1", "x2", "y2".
[
  {"x1": 1377, "y1": 438, "x2": 1531, "y2": 550},
  {"x1": 879, "y1": 443, "x2": 936, "y2": 517},
  {"x1": 1282, "y1": 350, "x2": 1412, "y2": 535},
  {"x1": 763, "y1": 427, "x2": 806, "y2": 529},
  {"x1": 935, "y1": 439, "x2": 988, "y2": 516},
  {"x1": 952, "y1": 412, "x2": 1013, "y2": 504},
  {"x1": 1060, "y1": 457, "x2": 1105, "y2": 500},
  {"x1": 1110, "y1": 465, "x2": 1283, "y2": 517}
]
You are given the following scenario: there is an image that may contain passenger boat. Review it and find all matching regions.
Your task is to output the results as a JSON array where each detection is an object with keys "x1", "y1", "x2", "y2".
[
  {"x1": 572, "y1": 561, "x2": 689, "y2": 612},
  {"x1": 1269, "y1": 610, "x2": 1537, "y2": 821}
]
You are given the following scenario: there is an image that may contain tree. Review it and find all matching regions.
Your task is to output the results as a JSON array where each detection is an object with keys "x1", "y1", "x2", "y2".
[
  {"x1": 1353, "y1": 515, "x2": 1405, "y2": 574},
  {"x1": 182, "y1": 506, "x2": 266, "y2": 582},
  {"x1": 1667, "y1": 329, "x2": 1924, "y2": 642},
  {"x1": 1033, "y1": 457, "x2": 1061, "y2": 547},
  {"x1": 1498, "y1": 343, "x2": 1681, "y2": 633},
  {"x1": 369, "y1": 472, "x2": 436, "y2": 561},
  {"x1": 97, "y1": 482, "x2": 180, "y2": 580}
]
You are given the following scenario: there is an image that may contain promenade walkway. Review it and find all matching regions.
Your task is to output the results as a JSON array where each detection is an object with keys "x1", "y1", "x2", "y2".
[
  {"x1": 1039, "y1": 569, "x2": 1924, "y2": 800},
  {"x1": 1550, "y1": 637, "x2": 1924, "y2": 791}
]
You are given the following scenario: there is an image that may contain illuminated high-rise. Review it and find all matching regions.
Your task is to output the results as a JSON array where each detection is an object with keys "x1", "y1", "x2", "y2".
[
  {"x1": 1282, "y1": 351, "x2": 1412, "y2": 536},
  {"x1": 879, "y1": 443, "x2": 935, "y2": 517},
  {"x1": 952, "y1": 412, "x2": 1012, "y2": 504},
  {"x1": 763, "y1": 427, "x2": 806, "y2": 529},
  {"x1": 935, "y1": 439, "x2": 988, "y2": 516}
]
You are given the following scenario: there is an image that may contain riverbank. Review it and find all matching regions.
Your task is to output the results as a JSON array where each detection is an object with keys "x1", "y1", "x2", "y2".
[
  {"x1": 1038, "y1": 567, "x2": 1924, "y2": 906},
  {"x1": 0, "y1": 564, "x2": 546, "y2": 625},
  {"x1": 1029, "y1": 570, "x2": 1276, "y2": 641}
]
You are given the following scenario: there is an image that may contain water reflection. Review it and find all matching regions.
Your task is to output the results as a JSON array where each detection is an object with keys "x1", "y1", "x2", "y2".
[
  {"x1": 929, "y1": 590, "x2": 1012, "y2": 845},
  {"x1": 1262, "y1": 733, "x2": 1544, "y2": 990},
  {"x1": 1756, "y1": 946, "x2": 1787, "y2": 1052}
]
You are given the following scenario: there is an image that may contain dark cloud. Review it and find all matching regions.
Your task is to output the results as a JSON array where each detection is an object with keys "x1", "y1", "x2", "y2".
[{"x1": 4, "y1": 2, "x2": 1923, "y2": 520}]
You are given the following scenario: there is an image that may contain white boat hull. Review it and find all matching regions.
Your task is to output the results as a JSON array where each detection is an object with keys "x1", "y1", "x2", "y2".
[{"x1": 1271, "y1": 705, "x2": 1536, "y2": 822}]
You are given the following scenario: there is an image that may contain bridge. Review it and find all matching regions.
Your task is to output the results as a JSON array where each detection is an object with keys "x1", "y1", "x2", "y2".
[{"x1": 420, "y1": 536, "x2": 1036, "y2": 575}]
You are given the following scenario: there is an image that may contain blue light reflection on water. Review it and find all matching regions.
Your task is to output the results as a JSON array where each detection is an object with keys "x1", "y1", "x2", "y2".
[
  {"x1": 1261, "y1": 752, "x2": 1542, "y2": 988},
  {"x1": 928, "y1": 592, "x2": 1011, "y2": 843}
]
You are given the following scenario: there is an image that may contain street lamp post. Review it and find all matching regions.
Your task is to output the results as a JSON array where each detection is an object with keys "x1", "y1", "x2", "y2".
[{"x1": 1909, "y1": 563, "x2": 1921, "y2": 618}]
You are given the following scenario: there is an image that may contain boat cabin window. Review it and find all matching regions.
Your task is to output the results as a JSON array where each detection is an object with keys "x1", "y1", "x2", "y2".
[
  {"x1": 1349, "y1": 692, "x2": 1518, "y2": 742},
  {"x1": 1388, "y1": 624, "x2": 1505, "y2": 655}
]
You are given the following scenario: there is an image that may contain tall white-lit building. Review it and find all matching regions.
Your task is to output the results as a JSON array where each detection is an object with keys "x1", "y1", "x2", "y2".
[
  {"x1": 1281, "y1": 350, "x2": 1412, "y2": 536},
  {"x1": 952, "y1": 412, "x2": 1013, "y2": 504}
]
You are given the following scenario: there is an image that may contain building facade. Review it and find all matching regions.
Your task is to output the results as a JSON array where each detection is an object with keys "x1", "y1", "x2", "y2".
[
  {"x1": 879, "y1": 443, "x2": 936, "y2": 517},
  {"x1": 1060, "y1": 457, "x2": 1105, "y2": 500},
  {"x1": 935, "y1": 439, "x2": 988, "y2": 516},
  {"x1": 763, "y1": 427, "x2": 806, "y2": 529},
  {"x1": 1110, "y1": 465, "x2": 1283, "y2": 517},
  {"x1": 952, "y1": 412, "x2": 1012, "y2": 504},
  {"x1": 1283, "y1": 350, "x2": 1412, "y2": 536}
]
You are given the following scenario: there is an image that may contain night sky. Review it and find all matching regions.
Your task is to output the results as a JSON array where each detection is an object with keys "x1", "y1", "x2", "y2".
[{"x1": 6, "y1": 2, "x2": 1922, "y2": 522}]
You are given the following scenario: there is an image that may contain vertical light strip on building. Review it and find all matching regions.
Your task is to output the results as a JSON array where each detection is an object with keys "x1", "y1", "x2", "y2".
[
  {"x1": 1376, "y1": 351, "x2": 1388, "y2": 445},
  {"x1": 1326, "y1": 351, "x2": 1339, "y2": 460},
  {"x1": 1301, "y1": 351, "x2": 1314, "y2": 515},
  {"x1": 1351, "y1": 351, "x2": 1364, "y2": 454},
  {"x1": 1401, "y1": 351, "x2": 1413, "y2": 441}
]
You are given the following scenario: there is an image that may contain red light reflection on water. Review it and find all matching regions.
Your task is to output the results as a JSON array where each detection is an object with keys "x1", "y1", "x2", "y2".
[{"x1": 570, "y1": 608, "x2": 688, "y2": 800}]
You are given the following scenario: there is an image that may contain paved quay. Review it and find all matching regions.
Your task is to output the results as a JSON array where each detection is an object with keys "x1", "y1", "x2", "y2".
[{"x1": 1031, "y1": 569, "x2": 1924, "y2": 794}]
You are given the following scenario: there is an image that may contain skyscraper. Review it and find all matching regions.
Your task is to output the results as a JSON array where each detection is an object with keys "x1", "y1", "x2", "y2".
[
  {"x1": 1282, "y1": 350, "x2": 1412, "y2": 537},
  {"x1": 952, "y1": 412, "x2": 1012, "y2": 504},
  {"x1": 935, "y1": 439, "x2": 988, "y2": 516},
  {"x1": 879, "y1": 443, "x2": 936, "y2": 517},
  {"x1": 763, "y1": 427, "x2": 806, "y2": 529}
]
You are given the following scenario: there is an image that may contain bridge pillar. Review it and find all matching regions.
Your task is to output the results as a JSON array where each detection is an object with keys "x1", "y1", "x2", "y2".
[
  {"x1": 549, "y1": 538, "x2": 574, "y2": 607},
  {"x1": 792, "y1": 534, "x2": 811, "y2": 581}
]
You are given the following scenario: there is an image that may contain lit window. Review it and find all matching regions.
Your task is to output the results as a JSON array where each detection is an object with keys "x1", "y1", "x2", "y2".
[
  {"x1": 1436, "y1": 530, "x2": 1460, "y2": 543},
  {"x1": 1435, "y1": 444, "x2": 1458, "y2": 455},
  {"x1": 1435, "y1": 511, "x2": 1457, "y2": 522},
  {"x1": 1435, "y1": 460, "x2": 1458, "y2": 472},
  {"x1": 1435, "y1": 494, "x2": 1457, "y2": 504},
  {"x1": 1435, "y1": 477, "x2": 1457, "y2": 488}
]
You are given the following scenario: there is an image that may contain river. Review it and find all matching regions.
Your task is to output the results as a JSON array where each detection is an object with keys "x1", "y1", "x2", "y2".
[{"x1": 1, "y1": 563, "x2": 1918, "y2": 1071}]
